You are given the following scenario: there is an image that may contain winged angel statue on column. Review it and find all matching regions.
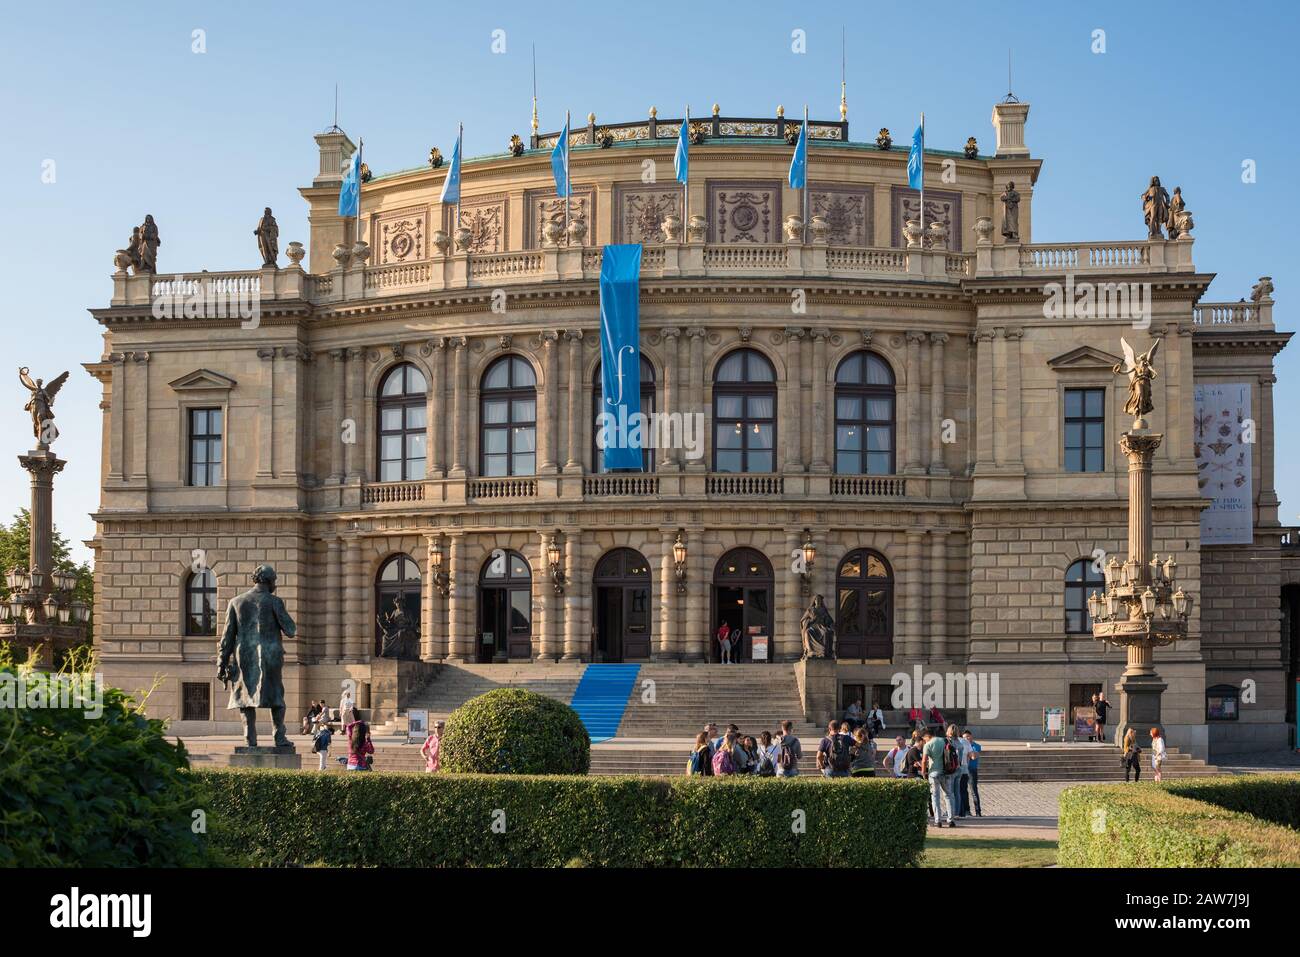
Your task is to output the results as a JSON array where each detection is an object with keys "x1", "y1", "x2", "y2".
[
  {"x1": 1111, "y1": 338, "x2": 1160, "y2": 427},
  {"x1": 19, "y1": 367, "x2": 70, "y2": 447}
]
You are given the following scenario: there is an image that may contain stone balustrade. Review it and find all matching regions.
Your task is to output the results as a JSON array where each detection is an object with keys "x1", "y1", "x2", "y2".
[{"x1": 1192, "y1": 300, "x2": 1272, "y2": 328}]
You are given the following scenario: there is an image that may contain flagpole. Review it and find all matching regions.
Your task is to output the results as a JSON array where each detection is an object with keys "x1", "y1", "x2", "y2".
[
  {"x1": 802, "y1": 105, "x2": 809, "y2": 244},
  {"x1": 918, "y1": 112, "x2": 925, "y2": 242},
  {"x1": 456, "y1": 122, "x2": 463, "y2": 236},
  {"x1": 683, "y1": 106, "x2": 690, "y2": 236},
  {"x1": 564, "y1": 109, "x2": 571, "y2": 243},
  {"x1": 356, "y1": 137, "x2": 364, "y2": 247}
]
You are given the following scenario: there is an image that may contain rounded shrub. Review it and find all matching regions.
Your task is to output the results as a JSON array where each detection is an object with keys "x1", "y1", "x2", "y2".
[
  {"x1": 440, "y1": 688, "x2": 590, "y2": 774},
  {"x1": 0, "y1": 664, "x2": 209, "y2": 866}
]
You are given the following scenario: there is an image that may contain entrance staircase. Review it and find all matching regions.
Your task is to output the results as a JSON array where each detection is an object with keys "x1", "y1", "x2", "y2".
[{"x1": 568, "y1": 664, "x2": 640, "y2": 742}]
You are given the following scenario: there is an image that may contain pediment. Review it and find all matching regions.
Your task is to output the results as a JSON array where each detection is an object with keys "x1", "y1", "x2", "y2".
[
  {"x1": 1046, "y1": 346, "x2": 1123, "y2": 371},
  {"x1": 168, "y1": 369, "x2": 237, "y2": 392}
]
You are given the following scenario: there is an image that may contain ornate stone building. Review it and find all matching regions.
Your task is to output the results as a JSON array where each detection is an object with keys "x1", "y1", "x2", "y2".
[{"x1": 85, "y1": 101, "x2": 1292, "y2": 756}]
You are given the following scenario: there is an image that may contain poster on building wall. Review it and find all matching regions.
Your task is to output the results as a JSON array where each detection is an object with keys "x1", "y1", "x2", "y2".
[{"x1": 1193, "y1": 382, "x2": 1254, "y2": 545}]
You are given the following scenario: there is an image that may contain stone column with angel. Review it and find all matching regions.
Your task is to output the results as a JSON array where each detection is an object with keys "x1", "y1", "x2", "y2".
[{"x1": 1112, "y1": 337, "x2": 1160, "y2": 429}]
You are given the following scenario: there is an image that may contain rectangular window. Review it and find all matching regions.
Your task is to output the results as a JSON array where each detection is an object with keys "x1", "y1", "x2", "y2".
[
  {"x1": 181, "y1": 682, "x2": 211, "y2": 721},
  {"x1": 188, "y1": 408, "x2": 223, "y2": 486},
  {"x1": 1064, "y1": 388, "x2": 1104, "y2": 473}
]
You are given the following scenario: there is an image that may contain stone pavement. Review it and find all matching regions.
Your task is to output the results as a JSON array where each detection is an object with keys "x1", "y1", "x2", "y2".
[{"x1": 925, "y1": 779, "x2": 1074, "y2": 840}]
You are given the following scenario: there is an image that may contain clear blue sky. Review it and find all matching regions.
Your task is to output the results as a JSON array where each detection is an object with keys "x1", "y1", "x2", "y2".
[{"x1": 2, "y1": 0, "x2": 1296, "y2": 563}]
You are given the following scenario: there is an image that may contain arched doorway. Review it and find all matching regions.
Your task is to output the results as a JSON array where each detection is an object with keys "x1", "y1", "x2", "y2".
[
  {"x1": 374, "y1": 554, "x2": 421, "y2": 659},
  {"x1": 835, "y1": 549, "x2": 894, "y2": 660},
  {"x1": 593, "y1": 548, "x2": 652, "y2": 662},
  {"x1": 477, "y1": 550, "x2": 532, "y2": 662},
  {"x1": 711, "y1": 548, "x2": 775, "y2": 662}
]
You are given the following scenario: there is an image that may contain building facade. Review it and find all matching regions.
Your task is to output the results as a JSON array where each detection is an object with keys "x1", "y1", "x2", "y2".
[{"x1": 85, "y1": 101, "x2": 1293, "y2": 756}]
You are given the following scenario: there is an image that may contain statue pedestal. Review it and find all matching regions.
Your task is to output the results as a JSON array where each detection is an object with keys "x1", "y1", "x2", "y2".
[
  {"x1": 794, "y1": 657, "x2": 837, "y2": 727},
  {"x1": 229, "y1": 745, "x2": 301, "y2": 770}
]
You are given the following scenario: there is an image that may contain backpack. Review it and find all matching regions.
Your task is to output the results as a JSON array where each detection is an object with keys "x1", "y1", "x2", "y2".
[
  {"x1": 687, "y1": 749, "x2": 702, "y2": 775},
  {"x1": 311, "y1": 729, "x2": 330, "y2": 754},
  {"x1": 942, "y1": 738, "x2": 961, "y2": 775},
  {"x1": 712, "y1": 748, "x2": 734, "y2": 775},
  {"x1": 828, "y1": 734, "x2": 852, "y2": 772},
  {"x1": 778, "y1": 738, "x2": 797, "y2": 770},
  {"x1": 757, "y1": 750, "x2": 776, "y2": 777}
]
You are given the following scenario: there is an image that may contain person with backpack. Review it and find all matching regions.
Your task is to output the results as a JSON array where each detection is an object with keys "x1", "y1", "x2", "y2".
[
  {"x1": 882, "y1": 735, "x2": 908, "y2": 777},
  {"x1": 688, "y1": 731, "x2": 713, "y2": 775},
  {"x1": 818, "y1": 720, "x2": 853, "y2": 778},
  {"x1": 755, "y1": 731, "x2": 777, "y2": 777},
  {"x1": 1122, "y1": 727, "x2": 1142, "y2": 781},
  {"x1": 902, "y1": 734, "x2": 925, "y2": 778},
  {"x1": 960, "y1": 730, "x2": 983, "y2": 816},
  {"x1": 311, "y1": 723, "x2": 333, "y2": 771},
  {"x1": 712, "y1": 731, "x2": 738, "y2": 775},
  {"x1": 850, "y1": 726, "x2": 876, "y2": 777},
  {"x1": 921, "y1": 729, "x2": 955, "y2": 826},
  {"x1": 944, "y1": 724, "x2": 966, "y2": 819},
  {"x1": 775, "y1": 719, "x2": 803, "y2": 777}
]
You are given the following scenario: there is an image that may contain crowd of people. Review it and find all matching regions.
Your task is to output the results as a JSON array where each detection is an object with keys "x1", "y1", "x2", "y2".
[{"x1": 303, "y1": 687, "x2": 449, "y2": 774}]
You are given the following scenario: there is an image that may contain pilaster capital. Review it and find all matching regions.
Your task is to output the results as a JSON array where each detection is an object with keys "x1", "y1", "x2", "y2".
[
  {"x1": 449, "y1": 335, "x2": 469, "y2": 350},
  {"x1": 1258, "y1": 373, "x2": 1278, "y2": 386},
  {"x1": 661, "y1": 325, "x2": 682, "y2": 341},
  {"x1": 809, "y1": 328, "x2": 832, "y2": 342},
  {"x1": 929, "y1": 332, "x2": 949, "y2": 346},
  {"x1": 782, "y1": 326, "x2": 807, "y2": 342},
  {"x1": 328, "y1": 348, "x2": 347, "y2": 361},
  {"x1": 1003, "y1": 327, "x2": 1024, "y2": 341},
  {"x1": 564, "y1": 328, "x2": 585, "y2": 343},
  {"x1": 256, "y1": 347, "x2": 277, "y2": 361},
  {"x1": 686, "y1": 326, "x2": 708, "y2": 340},
  {"x1": 905, "y1": 330, "x2": 926, "y2": 345},
  {"x1": 538, "y1": 330, "x2": 560, "y2": 347}
]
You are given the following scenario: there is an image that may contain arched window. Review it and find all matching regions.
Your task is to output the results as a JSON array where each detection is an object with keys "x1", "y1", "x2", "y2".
[
  {"x1": 592, "y1": 355, "x2": 656, "y2": 472},
  {"x1": 480, "y1": 356, "x2": 537, "y2": 477},
  {"x1": 377, "y1": 363, "x2": 428, "y2": 482},
  {"x1": 1065, "y1": 558, "x2": 1105, "y2": 634},
  {"x1": 713, "y1": 348, "x2": 776, "y2": 473},
  {"x1": 834, "y1": 351, "x2": 896, "y2": 474},
  {"x1": 375, "y1": 554, "x2": 421, "y2": 658},
  {"x1": 835, "y1": 549, "x2": 894, "y2": 659},
  {"x1": 185, "y1": 568, "x2": 218, "y2": 636},
  {"x1": 478, "y1": 549, "x2": 532, "y2": 661}
]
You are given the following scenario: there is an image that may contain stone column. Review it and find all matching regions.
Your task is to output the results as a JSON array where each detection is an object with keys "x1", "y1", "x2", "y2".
[
  {"x1": 422, "y1": 533, "x2": 438, "y2": 661},
  {"x1": 657, "y1": 530, "x2": 678, "y2": 658},
  {"x1": 564, "y1": 330, "x2": 584, "y2": 473},
  {"x1": 540, "y1": 331, "x2": 560, "y2": 474},
  {"x1": 684, "y1": 529, "x2": 706, "y2": 659},
  {"x1": 782, "y1": 327, "x2": 806, "y2": 472},
  {"x1": 901, "y1": 529, "x2": 926, "y2": 661},
  {"x1": 344, "y1": 535, "x2": 364, "y2": 660},
  {"x1": 781, "y1": 527, "x2": 802, "y2": 661},
  {"x1": 325, "y1": 536, "x2": 342, "y2": 660},
  {"x1": 685, "y1": 327, "x2": 708, "y2": 471},
  {"x1": 660, "y1": 327, "x2": 681, "y2": 470},
  {"x1": 1003, "y1": 328, "x2": 1024, "y2": 467},
  {"x1": 1258, "y1": 373, "x2": 1279, "y2": 518},
  {"x1": 929, "y1": 529, "x2": 948, "y2": 660},
  {"x1": 563, "y1": 529, "x2": 582, "y2": 660},
  {"x1": 445, "y1": 533, "x2": 467, "y2": 661},
  {"x1": 108, "y1": 353, "x2": 126, "y2": 482},
  {"x1": 929, "y1": 333, "x2": 949, "y2": 474},
  {"x1": 905, "y1": 331, "x2": 925, "y2": 472},
  {"x1": 810, "y1": 329, "x2": 831, "y2": 472},
  {"x1": 18, "y1": 450, "x2": 64, "y2": 617},
  {"x1": 345, "y1": 347, "x2": 364, "y2": 481},
  {"x1": 428, "y1": 338, "x2": 447, "y2": 477},
  {"x1": 973, "y1": 329, "x2": 996, "y2": 470},
  {"x1": 329, "y1": 349, "x2": 346, "y2": 483},
  {"x1": 128, "y1": 351, "x2": 150, "y2": 482},
  {"x1": 256, "y1": 348, "x2": 276, "y2": 478},
  {"x1": 449, "y1": 337, "x2": 468, "y2": 477}
]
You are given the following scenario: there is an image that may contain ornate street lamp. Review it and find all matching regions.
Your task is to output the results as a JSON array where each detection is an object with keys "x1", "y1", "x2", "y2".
[
  {"x1": 1089, "y1": 339, "x2": 1194, "y2": 745},
  {"x1": 800, "y1": 529, "x2": 816, "y2": 595},
  {"x1": 548, "y1": 533, "x2": 566, "y2": 596},
  {"x1": 673, "y1": 529, "x2": 688, "y2": 594},
  {"x1": 429, "y1": 539, "x2": 451, "y2": 597},
  {"x1": 71, "y1": 599, "x2": 90, "y2": 624},
  {"x1": 5, "y1": 567, "x2": 25, "y2": 592}
]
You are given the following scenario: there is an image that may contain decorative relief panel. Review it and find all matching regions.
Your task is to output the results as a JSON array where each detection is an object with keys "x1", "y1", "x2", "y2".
[
  {"x1": 441, "y1": 193, "x2": 507, "y2": 253},
  {"x1": 708, "y1": 180, "x2": 781, "y2": 244},
  {"x1": 890, "y1": 186, "x2": 962, "y2": 248},
  {"x1": 525, "y1": 187, "x2": 597, "y2": 248},
  {"x1": 614, "y1": 184, "x2": 682, "y2": 245},
  {"x1": 375, "y1": 206, "x2": 430, "y2": 264},
  {"x1": 809, "y1": 185, "x2": 872, "y2": 247}
]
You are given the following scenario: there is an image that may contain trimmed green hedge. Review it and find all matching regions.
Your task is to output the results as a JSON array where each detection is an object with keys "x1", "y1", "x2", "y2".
[
  {"x1": 1163, "y1": 775, "x2": 1300, "y2": 830},
  {"x1": 194, "y1": 768, "x2": 928, "y2": 867},
  {"x1": 441, "y1": 688, "x2": 590, "y2": 775},
  {"x1": 1059, "y1": 776, "x2": 1300, "y2": 868}
]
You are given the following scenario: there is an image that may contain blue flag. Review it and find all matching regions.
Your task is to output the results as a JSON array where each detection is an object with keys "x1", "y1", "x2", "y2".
[
  {"x1": 788, "y1": 115, "x2": 808, "y2": 189},
  {"x1": 598, "y1": 244, "x2": 644, "y2": 471},
  {"x1": 338, "y1": 149, "x2": 360, "y2": 218},
  {"x1": 440, "y1": 128, "x2": 462, "y2": 204},
  {"x1": 674, "y1": 114, "x2": 689, "y2": 185},
  {"x1": 908, "y1": 122, "x2": 924, "y2": 190},
  {"x1": 551, "y1": 116, "x2": 570, "y2": 197}
]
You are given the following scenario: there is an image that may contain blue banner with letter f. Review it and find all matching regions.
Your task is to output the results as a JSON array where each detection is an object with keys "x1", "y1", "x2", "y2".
[{"x1": 599, "y1": 244, "x2": 644, "y2": 471}]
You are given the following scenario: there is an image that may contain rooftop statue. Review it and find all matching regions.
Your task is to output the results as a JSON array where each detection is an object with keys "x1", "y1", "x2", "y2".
[
  {"x1": 138, "y1": 214, "x2": 161, "y2": 273},
  {"x1": 1141, "y1": 176, "x2": 1170, "y2": 239},
  {"x1": 255, "y1": 207, "x2": 279, "y2": 268},
  {"x1": 1000, "y1": 182, "x2": 1020, "y2": 241},
  {"x1": 19, "y1": 367, "x2": 70, "y2": 448},
  {"x1": 1112, "y1": 337, "x2": 1161, "y2": 426}
]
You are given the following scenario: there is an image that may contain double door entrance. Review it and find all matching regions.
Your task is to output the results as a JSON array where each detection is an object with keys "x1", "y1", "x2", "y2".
[
  {"x1": 593, "y1": 548, "x2": 651, "y2": 662},
  {"x1": 710, "y1": 548, "x2": 774, "y2": 662}
]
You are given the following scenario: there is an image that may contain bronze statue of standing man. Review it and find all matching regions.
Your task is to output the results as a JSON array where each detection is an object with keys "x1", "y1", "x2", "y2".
[
  {"x1": 1000, "y1": 182, "x2": 1020, "y2": 242},
  {"x1": 138, "y1": 214, "x2": 161, "y2": 273},
  {"x1": 218, "y1": 563, "x2": 295, "y2": 747},
  {"x1": 255, "y1": 207, "x2": 279, "y2": 268}
]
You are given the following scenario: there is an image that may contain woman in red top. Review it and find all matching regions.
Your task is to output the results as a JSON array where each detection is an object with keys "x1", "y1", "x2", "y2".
[
  {"x1": 345, "y1": 719, "x2": 374, "y2": 771},
  {"x1": 716, "y1": 621, "x2": 733, "y2": 664}
]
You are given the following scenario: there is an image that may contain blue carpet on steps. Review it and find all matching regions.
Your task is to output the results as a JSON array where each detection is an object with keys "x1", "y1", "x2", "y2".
[{"x1": 569, "y1": 664, "x2": 640, "y2": 743}]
